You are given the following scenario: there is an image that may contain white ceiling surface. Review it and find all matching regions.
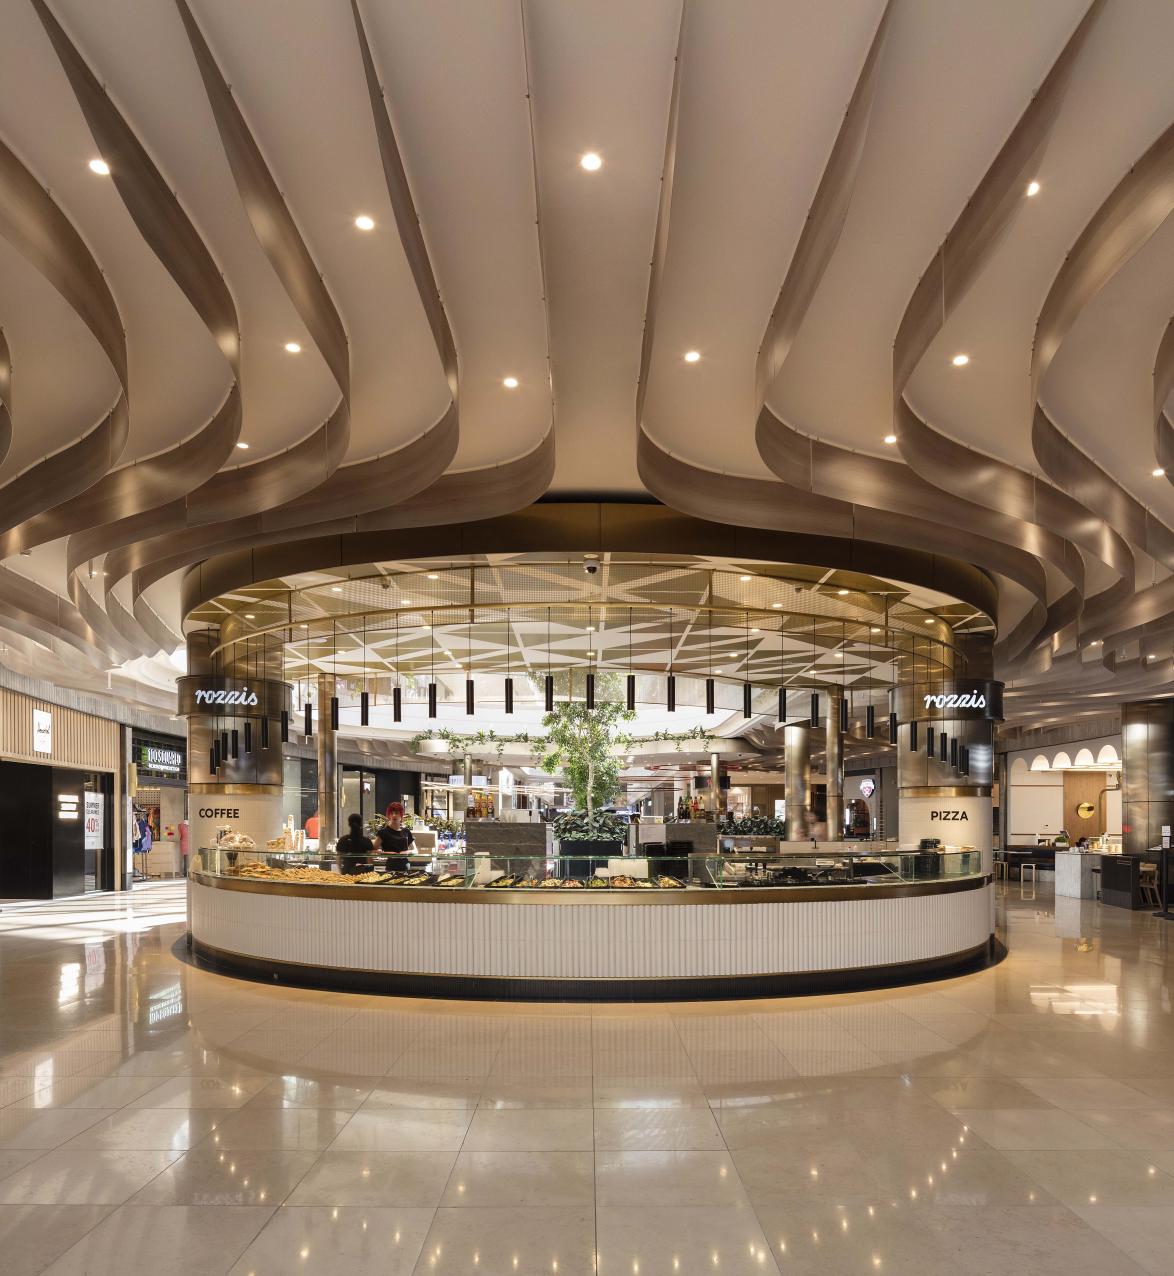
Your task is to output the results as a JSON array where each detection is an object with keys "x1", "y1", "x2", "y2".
[
  {"x1": 643, "y1": 0, "x2": 886, "y2": 477},
  {"x1": 767, "y1": 0, "x2": 1089, "y2": 451},
  {"x1": 906, "y1": 0, "x2": 1174, "y2": 531},
  {"x1": 529, "y1": 0, "x2": 682, "y2": 494}
]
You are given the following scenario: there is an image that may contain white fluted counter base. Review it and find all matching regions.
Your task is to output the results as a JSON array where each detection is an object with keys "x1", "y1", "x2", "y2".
[{"x1": 187, "y1": 873, "x2": 997, "y2": 1001}]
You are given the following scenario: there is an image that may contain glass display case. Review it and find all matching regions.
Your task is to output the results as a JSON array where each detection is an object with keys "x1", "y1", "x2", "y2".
[{"x1": 193, "y1": 844, "x2": 981, "y2": 892}]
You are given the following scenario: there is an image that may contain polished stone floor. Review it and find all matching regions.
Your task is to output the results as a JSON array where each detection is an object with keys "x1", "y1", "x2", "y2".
[{"x1": 1, "y1": 881, "x2": 1173, "y2": 1274}]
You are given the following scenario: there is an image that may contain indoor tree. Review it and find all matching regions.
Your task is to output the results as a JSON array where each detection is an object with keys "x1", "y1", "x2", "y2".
[{"x1": 539, "y1": 690, "x2": 633, "y2": 817}]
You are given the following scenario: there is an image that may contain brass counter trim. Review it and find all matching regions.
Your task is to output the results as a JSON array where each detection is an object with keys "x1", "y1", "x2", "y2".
[{"x1": 189, "y1": 870, "x2": 990, "y2": 905}]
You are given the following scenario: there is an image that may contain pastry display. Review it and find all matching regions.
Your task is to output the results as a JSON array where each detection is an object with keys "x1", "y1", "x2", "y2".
[
  {"x1": 352, "y1": 871, "x2": 393, "y2": 884},
  {"x1": 217, "y1": 830, "x2": 256, "y2": 851}
]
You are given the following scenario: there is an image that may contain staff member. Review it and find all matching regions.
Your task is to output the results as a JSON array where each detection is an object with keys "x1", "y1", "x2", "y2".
[
  {"x1": 335, "y1": 813, "x2": 374, "y2": 875},
  {"x1": 377, "y1": 802, "x2": 415, "y2": 858}
]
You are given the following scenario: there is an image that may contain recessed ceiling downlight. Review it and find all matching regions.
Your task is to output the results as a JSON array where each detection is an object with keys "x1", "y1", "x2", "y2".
[
  {"x1": 1026, "y1": 180, "x2": 1041, "y2": 197},
  {"x1": 684, "y1": 350, "x2": 701, "y2": 363},
  {"x1": 236, "y1": 441, "x2": 249, "y2": 449},
  {"x1": 951, "y1": 353, "x2": 969, "y2": 367},
  {"x1": 883, "y1": 434, "x2": 897, "y2": 445},
  {"x1": 354, "y1": 214, "x2": 375, "y2": 231},
  {"x1": 580, "y1": 152, "x2": 602, "y2": 172},
  {"x1": 502, "y1": 376, "x2": 519, "y2": 389},
  {"x1": 1153, "y1": 467, "x2": 1166, "y2": 477},
  {"x1": 88, "y1": 157, "x2": 110, "y2": 175},
  {"x1": 284, "y1": 341, "x2": 302, "y2": 354}
]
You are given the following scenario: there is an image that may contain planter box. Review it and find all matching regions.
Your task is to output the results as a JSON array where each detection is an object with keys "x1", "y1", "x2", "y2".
[{"x1": 557, "y1": 839, "x2": 624, "y2": 878}]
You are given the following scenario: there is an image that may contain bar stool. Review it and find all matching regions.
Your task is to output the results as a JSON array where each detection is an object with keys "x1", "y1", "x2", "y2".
[
  {"x1": 1140, "y1": 863, "x2": 1161, "y2": 907},
  {"x1": 994, "y1": 859, "x2": 1008, "y2": 883},
  {"x1": 1021, "y1": 862, "x2": 1038, "y2": 886}
]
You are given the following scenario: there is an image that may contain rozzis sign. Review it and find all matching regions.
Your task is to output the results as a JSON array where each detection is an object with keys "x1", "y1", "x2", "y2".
[
  {"x1": 194, "y1": 688, "x2": 258, "y2": 706},
  {"x1": 922, "y1": 691, "x2": 986, "y2": 711}
]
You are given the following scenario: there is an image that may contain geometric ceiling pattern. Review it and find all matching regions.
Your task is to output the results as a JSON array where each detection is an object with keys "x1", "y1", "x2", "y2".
[{"x1": 3, "y1": 1, "x2": 1174, "y2": 732}]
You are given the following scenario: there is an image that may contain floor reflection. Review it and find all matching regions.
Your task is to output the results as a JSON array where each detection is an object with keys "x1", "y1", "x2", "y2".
[{"x1": 0, "y1": 883, "x2": 1172, "y2": 1273}]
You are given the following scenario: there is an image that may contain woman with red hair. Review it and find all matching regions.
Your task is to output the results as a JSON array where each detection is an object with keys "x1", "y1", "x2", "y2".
[{"x1": 377, "y1": 801, "x2": 414, "y2": 858}]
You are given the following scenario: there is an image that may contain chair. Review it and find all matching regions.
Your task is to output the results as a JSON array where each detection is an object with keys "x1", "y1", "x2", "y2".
[{"x1": 1140, "y1": 863, "x2": 1161, "y2": 908}]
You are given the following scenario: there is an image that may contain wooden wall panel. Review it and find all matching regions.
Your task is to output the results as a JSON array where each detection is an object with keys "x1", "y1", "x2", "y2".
[
  {"x1": 0, "y1": 687, "x2": 119, "y2": 772},
  {"x1": 1063, "y1": 769, "x2": 1112, "y2": 837}
]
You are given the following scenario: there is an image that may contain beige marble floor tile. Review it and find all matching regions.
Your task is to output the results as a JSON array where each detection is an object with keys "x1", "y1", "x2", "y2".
[
  {"x1": 227, "y1": 1205, "x2": 434, "y2": 1275},
  {"x1": 202, "y1": 1107, "x2": 354, "y2": 1151},
  {"x1": 951, "y1": 1107, "x2": 1116, "y2": 1150},
  {"x1": 1070, "y1": 1204, "x2": 1174, "y2": 1276},
  {"x1": 243, "y1": 1075, "x2": 374, "y2": 1110},
  {"x1": 40, "y1": 1204, "x2": 274, "y2": 1275},
  {"x1": 593, "y1": 1077, "x2": 709, "y2": 1108},
  {"x1": 65, "y1": 1107, "x2": 227, "y2": 1151},
  {"x1": 0, "y1": 1106, "x2": 115, "y2": 1149},
  {"x1": 477, "y1": 1077, "x2": 594, "y2": 1108},
  {"x1": 461, "y1": 1108, "x2": 593, "y2": 1151},
  {"x1": 593, "y1": 1106, "x2": 724, "y2": 1150},
  {"x1": 330, "y1": 1108, "x2": 473, "y2": 1152},
  {"x1": 362, "y1": 1078, "x2": 484, "y2": 1110},
  {"x1": 1004, "y1": 1148, "x2": 1174, "y2": 1209},
  {"x1": 130, "y1": 1075, "x2": 270, "y2": 1109},
  {"x1": 0, "y1": 1204, "x2": 115, "y2": 1276},
  {"x1": 286, "y1": 1151, "x2": 457, "y2": 1207},
  {"x1": 0, "y1": 1149, "x2": 46, "y2": 1183},
  {"x1": 599, "y1": 1204, "x2": 779, "y2": 1274},
  {"x1": 440, "y1": 1150, "x2": 595, "y2": 1207},
  {"x1": 411, "y1": 1205, "x2": 592, "y2": 1275},
  {"x1": 916, "y1": 1076, "x2": 1058, "y2": 1110},
  {"x1": 131, "y1": 1148, "x2": 318, "y2": 1206},
  {"x1": 596, "y1": 1150, "x2": 750, "y2": 1207},
  {"x1": 12, "y1": 1075, "x2": 165, "y2": 1109},
  {"x1": 0, "y1": 1149, "x2": 182, "y2": 1204}
]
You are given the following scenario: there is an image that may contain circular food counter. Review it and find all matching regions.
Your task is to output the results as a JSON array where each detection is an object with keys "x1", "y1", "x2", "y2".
[{"x1": 187, "y1": 848, "x2": 997, "y2": 1002}]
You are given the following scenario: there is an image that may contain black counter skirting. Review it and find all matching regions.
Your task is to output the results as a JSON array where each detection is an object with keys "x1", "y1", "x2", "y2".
[{"x1": 182, "y1": 934, "x2": 1004, "y2": 1003}]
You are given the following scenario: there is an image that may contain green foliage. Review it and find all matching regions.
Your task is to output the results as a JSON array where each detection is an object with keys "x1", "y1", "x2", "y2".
[
  {"x1": 553, "y1": 809, "x2": 627, "y2": 842},
  {"x1": 540, "y1": 699, "x2": 634, "y2": 813},
  {"x1": 724, "y1": 816, "x2": 787, "y2": 836}
]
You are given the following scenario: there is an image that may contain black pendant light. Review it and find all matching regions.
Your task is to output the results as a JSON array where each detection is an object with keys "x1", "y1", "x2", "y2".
[
  {"x1": 465, "y1": 615, "x2": 475, "y2": 716},
  {"x1": 428, "y1": 681, "x2": 437, "y2": 718},
  {"x1": 586, "y1": 672, "x2": 596, "y2": 710},
  {"x1": 280, "y1": 709, "x2": 289, "y2": 743},
  {"x1": 244, "y1": 721, "x2": 252, "y2": 754},
  {"x1": 777, "y1": 687, "x2": 786, "y2": 723},
  {"x1": 742, "y1": 682, "x2": 752, "y2": 719},
  {"x1": 330, "y1": 620, "x2": 339, "y2": 731},
  {"x1": 428, "y1": 609, "x2": 437, "y2": 717},
  {"x1": 504, "y1": 614, "x2": 514, "y2": 714},
  {"x1": 465, "y1": 678, "x2": 475, "y2": 715},
  {"x1": 544, "y1": 673, "x2": 554, "y2": 713},
  {"x1": 909, "y1": 720, "x2": 918, "y2": 752},
  {"x1": 231, "y1": 727, "x2": 239, "y2": 760},
  {"x1": 261, "y1": 715, "x2": 270, "y2": 749},
  {"x1": 809, "y1": 692, "x2": 819, "y2": 727},
  {"x1": 888, "y1": 710, "x2": 897, "y2": 745},
  {"x1": 667, "y1": 674, "x2": 676, "y2": 712},
  {"x1": 393, "y1": 685, "x2": 402, "y2": 722},
  {"x1": 330, "y1": 696, "x2": 340, "y2": 731},
  {"x1": 706, "y1": 677, "x2": 716, "y2": 715},
  {"x1": 926, "y1": 725, "x2": 934, "y2": 757},
  {"x1": 209, "y1": 744, "x2": 218, "y2": 775},
  {"x1": 504, "y1": 678, "x2": 514, "y2": 714},
  {"x1": 940, "y1": 730, "x2": 948, "y2": 762},
  {"x1": 360, "y1": 691, "x2": 369, "y2": 727},
  {"x1": 866, "y1": 704, "x2": 875, "y2": 737},
  {"x1": 839, "y1": 697, "x2": 848, "y2": 732},
  {"x1": 962, "y1": 746, "x2": 970, "y2": 776},
  {"x1": 626, "y1": 673, "x2": 636, "y2": 712},
  {"x1": 951, "y1": 736, "x2": 958, "y2": 768},
  {"x1": 304, "y1": 700, "x2": 313, "y2": 737}
]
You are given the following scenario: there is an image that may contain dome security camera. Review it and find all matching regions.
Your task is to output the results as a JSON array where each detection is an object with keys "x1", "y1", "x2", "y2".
[{"x1": 583, "y1": 561, "x2": 599, "y2": 576}]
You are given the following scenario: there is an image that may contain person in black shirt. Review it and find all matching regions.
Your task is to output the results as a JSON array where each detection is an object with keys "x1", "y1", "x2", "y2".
[
  {"x1": 377, "y1": 802, "x2": 415, "y2": 858},
  {"x1": 336, "y1": 813, "x2": 374, "y2": 875}
]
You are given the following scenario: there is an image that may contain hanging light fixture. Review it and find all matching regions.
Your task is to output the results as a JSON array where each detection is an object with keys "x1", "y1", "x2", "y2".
[
  {"x1": 706, "y1": 591, "x2": 716, "y2": 714},
  {"x1": 360, "y1": 614, "x2": 369, "y2": 726},
  {"x1": 428, "y1": 610, "x2": 437, "y2": 718},
  {"x1": 304, "y1": 696, "x2": 313, "y2": 738},
  {"x1": 839, "y1": 696, "x2": 848, "y2": 732},
  {"x1": 261, "y1": 715, "x2": 270, "y2": 750},
  {"x1": 393, "y1": 614, "x2": 402, "y2": 722},
  {"x1": 244, "y1": 721, "x2": 252, "y2": 754},
  {"x1": 627, "y1": 606, "x2": 636, "y2": 711},
  {"x1": 330, "y1": 696, "x2": 340, "y2": 731},
  {"x1": 221, "y1": 727, "x2": 229, "y2": 759},
  {"x1": 504, "y1": 612, "x2": 514, "y2": 715},
  {"x1": 939, "y1": 730, "x2": 948, "y2": 762},
  {"x1": 586, "y1": 672, "x2": 596, "y2": 710},
  {"x1": 888, "y1": 711, "x2": 897, "y2": 744},
  {"x1": 465, "y1": 611, "x2": 475, "y2": 715},
  {"x1": 330, "y1": 619, "x2": 339, "y2": 730},
  {"x1": 809, "y1": 692, "x2": 819, "y2": 727},
  {"x1": 778, "y1": 687, "x2": 786, "y2": 723},
  {"x1": 706, "y1": 678, "x2": 715, "y2": 714},
  {"x1": 951, "y1": 736, "x2": 958, "y2": 768},
  {"x1": 231, "y1": 727, "x2": 239, "y2": 759},
  {"x1": 667, "y1": 608, "x2": 676, "y2": 711},
  {"x1": 926, "y1": 725, "x2": 934, "y2": 757},
  {"x1": 866, "y1": 704, "x2": 875, "y2": 737},
  {"x1": 280, "y1": 709, "x2": 290, "y2": 743},
  {"x1": 466, "y1": 678, "x2": 475, "y2": 715},
  {"x1": 742, "y1": 610, "x2": 752, "y2": 718},
  {"x1": 909, "y1": 719, "x2": 918, "y2": 752},
  {"x1": 210, "y1": 743, "x2": 218, "y2": 774},
  {"x1": 545, "y1": 608, "x2": 554, "y2": 711}
]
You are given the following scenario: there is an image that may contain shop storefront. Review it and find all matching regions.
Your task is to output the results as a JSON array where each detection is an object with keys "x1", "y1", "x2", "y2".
[
  {"x1": 0, "y1": 687, "x2": 119, "y2": 898},
  {"x1": 130, "y1": 731, "x2": 187, "y2": 879}
]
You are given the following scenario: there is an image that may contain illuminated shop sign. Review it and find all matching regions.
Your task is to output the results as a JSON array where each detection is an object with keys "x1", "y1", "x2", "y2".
[
  {"x1": 194, "y1": 687, "x2": 259, "y2": 706},
  {"x1": 922, "y1": 691, "x2": 986, "y2": 710},
  {"x1": 140, "y1": 745, "x2": 183, "y2": 774}
]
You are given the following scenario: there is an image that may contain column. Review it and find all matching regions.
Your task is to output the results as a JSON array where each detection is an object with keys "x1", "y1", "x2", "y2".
[
  {"x1": 1122, "y1": 701, "x2": 1174, "y2": 855},
  {"x1": 784, "y1": 724, "x2": 811, "y2": 841},
  {"x1": 891, "y1": 678, "x2": 1002, "y2": 872},
  {"x1": 317, "y1": 672, "x2": 337, "y2": 847},
  {"x1": 826, "y1": 695, "x2": 843, "y2": 840}
]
